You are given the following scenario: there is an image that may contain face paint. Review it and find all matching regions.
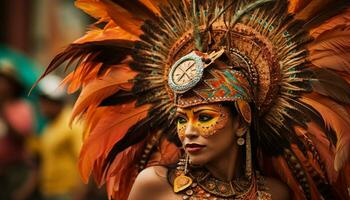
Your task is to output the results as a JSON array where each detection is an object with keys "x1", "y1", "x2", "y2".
[{"x1": 176, "y1": 104, "x2": 229, "y2": 140}]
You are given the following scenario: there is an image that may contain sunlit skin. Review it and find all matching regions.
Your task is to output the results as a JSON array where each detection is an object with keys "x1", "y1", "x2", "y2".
[
  {"x1": 128, "y1": 103, "x2": 291, "y2": 200},
  {"x1": 176, "y1": 103, "x2": 241, "y2": 180}
]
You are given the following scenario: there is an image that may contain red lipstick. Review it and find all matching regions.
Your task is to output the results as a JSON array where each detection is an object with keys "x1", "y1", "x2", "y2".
[{"x1": 185, "y1": 143, "x2": 205, "y2": 153}]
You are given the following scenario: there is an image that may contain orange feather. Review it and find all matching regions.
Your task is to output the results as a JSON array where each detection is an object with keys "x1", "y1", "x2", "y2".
[
  {"x1": 290, "y1": 144, "x2": 323, "y2": 200},
  {"x1": 78, "y1": 102, "x2": 151, "y2": 183},
  {"x1": 73, "y1": 26, "x2": 139, "y2": 44},
  {"x1": 139, "y1": 0, "x2": 161, "y2": 16},
  {"x1": 288, "y1": 0, "x2": 311, "y2": 13},
  {"x1": 310, "y1": 7, "x2": 350, "y2": 38},
  {"x1": 294, "y1": 0, "x2": 333, "y2": 21},
  {"x1": 62, "y1": 62, "x2": 104, "y2": 94},
  {"x1": 271, "y1": 156, "x2": 306, "y2": 200},
  {"x1": 305, "y1": 122, "x2": 338, "y2": 182},
  {"x1": 300, "y1": 94, "x2": 350, "y2": 171},
  {"x1": 106, "y1": 141, "x2": 145, "y2": 200},
  {"x1": 308, "y1": 25, "x2": 350, "y2": 72},
  {"x1": 71, "y1": 65, "x2": 137, "y2": 121},
  {"x1": 101, "y1": 0, "x2": 144, "y2": 36},
  {"x1": 75, "y1": 0, "x2": 110, "y2": 23}
]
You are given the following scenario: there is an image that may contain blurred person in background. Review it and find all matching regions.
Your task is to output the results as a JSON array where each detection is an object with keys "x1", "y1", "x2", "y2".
[
  {"x1": 37, "y1": 75, "x2": 86, "y2": 200},
  {"x1": 0, "y1": 59, "x2": 37, "y2": 200}
]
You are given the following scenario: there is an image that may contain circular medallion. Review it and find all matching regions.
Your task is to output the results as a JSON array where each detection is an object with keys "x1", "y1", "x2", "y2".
[{"x1": 168, "y1": 52, "x2": 204, "y2": 94}]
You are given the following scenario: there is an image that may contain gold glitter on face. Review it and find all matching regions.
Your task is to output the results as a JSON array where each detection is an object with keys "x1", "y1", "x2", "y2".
[{"x1": 176, "y1": 104, "x2": 229, "y2": 140}]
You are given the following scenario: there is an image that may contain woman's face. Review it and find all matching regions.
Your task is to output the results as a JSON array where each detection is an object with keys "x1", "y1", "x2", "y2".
[{"x1": 176, "y1": 103, "x2": 239, "y2": 165}]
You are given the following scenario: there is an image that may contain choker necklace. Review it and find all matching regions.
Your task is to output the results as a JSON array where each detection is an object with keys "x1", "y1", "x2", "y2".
[{"x1": 169, "y1": 160, "x2": 272, "y2": 200}]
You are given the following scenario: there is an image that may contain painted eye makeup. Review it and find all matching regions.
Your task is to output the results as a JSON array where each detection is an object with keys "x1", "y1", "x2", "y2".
[
  {"x1": 176, "y1": 115, "x2": 187, "y2": 124},
  {"x1": 198, "y1": 114, "x2": 213, "y2": 122}
]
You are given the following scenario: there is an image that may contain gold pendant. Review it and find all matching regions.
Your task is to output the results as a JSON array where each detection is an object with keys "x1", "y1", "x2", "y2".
[{"x1": 173, "y1": 174, "x2": 193, "y2": 193}]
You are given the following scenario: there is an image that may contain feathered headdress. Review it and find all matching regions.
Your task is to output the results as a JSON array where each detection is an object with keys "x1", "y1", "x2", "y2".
[{"x1": 40, "y1": 0, "x2": 350, "y2": 199}]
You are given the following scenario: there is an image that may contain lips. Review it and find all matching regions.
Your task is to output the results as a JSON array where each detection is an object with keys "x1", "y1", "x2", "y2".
[{"x1": 185, "y1": 143, "x2": 205, "y2": 153}]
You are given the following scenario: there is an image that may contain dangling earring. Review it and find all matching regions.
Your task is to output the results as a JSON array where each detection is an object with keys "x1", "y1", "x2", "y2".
[
  {"x1": 237, "y1": 137, "x2": 245, "y2": 146},
  {"x1": 173, "y1": 154, "x2": 193, "y2": 193},
  {"x1": 236, "y1": 127, "x2": 246, "y2": 146}
]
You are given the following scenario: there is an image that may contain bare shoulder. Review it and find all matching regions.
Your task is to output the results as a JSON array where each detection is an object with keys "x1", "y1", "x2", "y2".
[
  {"x1": 128, "y1": 166, "x2": 170, "y2": 200},
  {"x1": 263, "y1": 177, "x2": 291, "y2": 200}
]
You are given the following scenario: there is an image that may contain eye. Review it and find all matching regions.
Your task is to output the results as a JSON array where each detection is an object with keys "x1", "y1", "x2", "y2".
[
  {"x1": 198, "y1": 114, "x2": 213, "y2": 122},
  {"x1": 176, "y1": 116, "x2": 187, "y2": 124}
]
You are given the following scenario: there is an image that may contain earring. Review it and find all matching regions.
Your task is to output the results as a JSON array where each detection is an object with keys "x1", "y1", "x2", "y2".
[
  {"x1": 236, "y1": 127, "x2": 246, "y2": 146},
  {"x1": 173, "y1": 154, "x2": 193, "y2": 193},
  {"x1": 237, "y1": 137, "x2": 245, "y2": 146}
]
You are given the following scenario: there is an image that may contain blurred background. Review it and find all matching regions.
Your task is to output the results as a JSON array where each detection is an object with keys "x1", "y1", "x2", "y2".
[{"x1": 0, "y1": 1, "x2": 107, "y2": 199}]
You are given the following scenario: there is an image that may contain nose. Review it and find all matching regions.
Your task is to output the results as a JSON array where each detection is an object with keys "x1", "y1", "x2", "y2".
[{"x1": 184, "y1": 123, "x2": 199, "y2": 139}]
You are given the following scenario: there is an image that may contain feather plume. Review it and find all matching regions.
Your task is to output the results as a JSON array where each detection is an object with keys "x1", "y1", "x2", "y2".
[
  {"x1": 139, "y1": 0, "x2": 162, "y2": 15},
  {"x1": 78, "y1": 102, "x2": 151, "y2": 183},
  {"x1": 300, "y1": 94, "x2": 350, "y2": 171},
  {"x1": 271, "y1": 156, "x2": 307, "y2": 200},
  {"x1": 106, "y1": 141, "x2": 145, "y2": 200},
  {"x1": 310, "y1": 7, "x2": 350, "y2": 38},
  {"x1": 100, "y1": 0, "x2": 144, "y2": 36},
  {"x1": 288, "y1": 0, "x2": 311, "y2": 13},
  {"x1": 75, "y1": 0, "x2": 110, "y2": 23},
  {"x1": 41, "y1": 40, "x2": 134, "y2": 80},
  {"x1": 70, "y1": 65, "x2": 137, "y2": 121},
  {"x1": 308, "y1": 25, "x2": 350, "y2": 73},
  {"x1": 305, "y1": 122, "x2": 338, "y2": 182},
  {"x1": 74, "y1": 26, "x2": 139, "y2": 44},
  {"x1": 109, "y1": 0, "x2": 158, "y2": 21},
  {"x1": 290, "y1": 144, "x2": 325, "y2": 199},
  {"x1": 310, "y1": 68, "x2": 350, "y2": 103},
  {"x1": 295, "y1": 0, "x2": 350, "y2": 30},
  {"x1": 62, "y1": 62, "x2": 104, "y2": 93}
]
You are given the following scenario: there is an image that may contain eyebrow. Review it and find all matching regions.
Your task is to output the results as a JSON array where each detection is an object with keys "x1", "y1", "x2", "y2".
[
  {"x1": 175, "y1": 110, "x2": 186, "y2": 115},
  {"x1": 193, "y1": 108, "x2": 220, "y2": 114},
  {"x1": 176, "y1": 108, "x2": 220, "y2": 115}
]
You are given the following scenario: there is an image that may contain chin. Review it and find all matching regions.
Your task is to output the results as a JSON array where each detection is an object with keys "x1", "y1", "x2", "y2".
[{"x1": 189, "y1": 154, "x2": 210, "y2": 166}]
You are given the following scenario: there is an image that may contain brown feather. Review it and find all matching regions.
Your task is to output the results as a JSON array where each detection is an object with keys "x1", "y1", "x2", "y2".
[
  {"x1": 305, "y1": 122, "x2": 338, "y2": 182},
  {"x1": 110, "y1": 0, "x2": 158, "y2": 21},
  {"x1": 310, "y1": 7, "x2": 350, "y2": 38},
  {"x1": 308, "y1": 25, "x2": 350, "y2": 72},
  {"x1": 295, "y1": 0, "x2": 350, "y2": 30},
  {"x1": 300, "y1": 94, "x2": 350, "y2": 171},
  {"x1": 310, "y1": 68, "x2": 350, "y2": 103}
]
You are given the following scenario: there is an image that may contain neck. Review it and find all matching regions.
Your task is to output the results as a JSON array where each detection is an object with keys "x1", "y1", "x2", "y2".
[{"x1": 205, "y1": 145, "x2": 241, "y2": 181}]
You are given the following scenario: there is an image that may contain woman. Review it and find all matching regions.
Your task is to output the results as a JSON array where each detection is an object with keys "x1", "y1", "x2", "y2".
[
  {"x1": 41, "y1": 0, "x2": 350, "y2": 199},
  {"x1": 129, "y1": 103, "x2": 290, "y2": 199}
]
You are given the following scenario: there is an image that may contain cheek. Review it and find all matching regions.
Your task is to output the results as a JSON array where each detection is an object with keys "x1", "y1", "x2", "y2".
[
  {"x1": 177, "y1": 123, "x2": 186, "y2": 141},
  {"x1": 196, "y1": 113, "x2": 228, "y2": 137}
]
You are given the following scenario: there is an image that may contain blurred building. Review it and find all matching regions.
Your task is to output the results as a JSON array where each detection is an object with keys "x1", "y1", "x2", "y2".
[{"x1": 0, "y1": 0, "x2": 90, "y2": 72}]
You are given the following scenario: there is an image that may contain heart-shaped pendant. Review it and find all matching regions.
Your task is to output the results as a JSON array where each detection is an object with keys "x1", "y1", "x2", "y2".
[{"x1": 173, "y1": 174, "x2": 193, "y2": 193}]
